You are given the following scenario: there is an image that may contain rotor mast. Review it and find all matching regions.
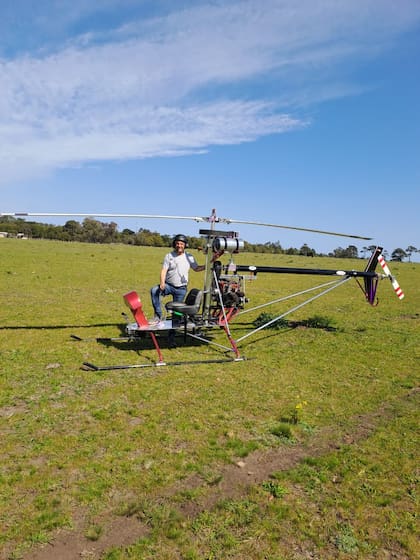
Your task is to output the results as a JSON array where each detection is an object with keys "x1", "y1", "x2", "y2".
[{"x1": 202, "y1": 209, "x2": 218, "y2": 322}]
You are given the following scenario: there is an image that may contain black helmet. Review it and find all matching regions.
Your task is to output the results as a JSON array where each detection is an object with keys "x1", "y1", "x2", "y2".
[{"x1": 172, "y1": 233, "x2": 188, "y2": 248}]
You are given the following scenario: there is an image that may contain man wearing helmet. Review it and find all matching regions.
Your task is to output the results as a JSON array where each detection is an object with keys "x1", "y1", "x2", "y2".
[{"x1": 149, "y1": 234, "x2": 204, "y2": 325}]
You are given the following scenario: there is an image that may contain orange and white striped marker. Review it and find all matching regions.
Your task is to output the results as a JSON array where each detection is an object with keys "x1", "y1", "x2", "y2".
[{"x1": 378, "y1": 255, "x2": 405, "y2": 300}]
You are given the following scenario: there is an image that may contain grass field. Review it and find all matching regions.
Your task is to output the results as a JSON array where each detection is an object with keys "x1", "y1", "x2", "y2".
[{"x1": 1, "y1": 239, "x2": 418, "y2": 559}]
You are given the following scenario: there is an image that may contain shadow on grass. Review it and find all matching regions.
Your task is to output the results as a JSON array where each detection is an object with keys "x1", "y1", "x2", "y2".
[
  {"x1": 238, "y1": 320, "x2": 338, "y2": 351},
  {"x1": 0, "y1": 322, "x2": 123, "y2": 330}
]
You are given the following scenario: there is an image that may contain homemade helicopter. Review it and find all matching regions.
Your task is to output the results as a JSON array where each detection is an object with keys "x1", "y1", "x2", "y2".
[{"x1": 2, "y1": 208, "x2": 405, "y2": 370}]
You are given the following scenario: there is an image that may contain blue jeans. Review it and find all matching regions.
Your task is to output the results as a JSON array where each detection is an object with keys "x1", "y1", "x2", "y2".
[{"x1": 151, "y1": 283, "x2": 187, "y2": 318}]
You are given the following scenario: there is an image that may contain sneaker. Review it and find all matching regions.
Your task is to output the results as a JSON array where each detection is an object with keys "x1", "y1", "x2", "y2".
[{"x1": 148, "y1": 316, "x2": 161, "y2": 326}]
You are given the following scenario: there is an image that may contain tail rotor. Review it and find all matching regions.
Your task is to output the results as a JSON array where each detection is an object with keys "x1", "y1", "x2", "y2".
[{"x1": 377, "y1": 255, "x2": 405, "y2": 300}]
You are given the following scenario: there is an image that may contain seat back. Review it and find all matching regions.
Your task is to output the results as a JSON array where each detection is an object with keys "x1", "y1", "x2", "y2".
[
  {"x1": 123, "y1": 291, "x2": 149, "y2": 327},
  {"x1": 184, "y1": 288, "x2": 202, "y2": 308},
  {"x1": 165, "y1": 288, "x2": 203, "y2": 318}
]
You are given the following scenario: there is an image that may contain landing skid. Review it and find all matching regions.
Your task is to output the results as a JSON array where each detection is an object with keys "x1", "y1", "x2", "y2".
[{"x1": 82, "y1": 356, "x2": 247, "y2": 371}]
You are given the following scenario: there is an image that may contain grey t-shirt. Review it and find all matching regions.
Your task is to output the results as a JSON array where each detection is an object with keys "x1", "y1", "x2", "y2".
[{"x1": 163, "y1": 251, "x2": 199, "y2": 287}]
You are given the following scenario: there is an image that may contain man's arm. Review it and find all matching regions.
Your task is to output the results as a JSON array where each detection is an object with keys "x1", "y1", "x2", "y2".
[
  {"x1": 159, "y1": 266, "x2": 168, "y2": 290},
  {"x1": 187, "y1": 253, "x2": 205, "y2": 272}
]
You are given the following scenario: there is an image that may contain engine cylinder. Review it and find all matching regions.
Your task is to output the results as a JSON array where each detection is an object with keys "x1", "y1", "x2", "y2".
[{"x1": 212, "y1": 237, "x2": 244, "y2": 253}]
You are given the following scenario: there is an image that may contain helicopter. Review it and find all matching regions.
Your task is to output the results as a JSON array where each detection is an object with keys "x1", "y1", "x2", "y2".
[{"x1": 1, "y1": 208, "x2": 404, "y2": 370}]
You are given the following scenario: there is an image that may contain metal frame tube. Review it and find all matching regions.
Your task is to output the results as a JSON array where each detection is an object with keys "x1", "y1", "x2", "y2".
[{"x1": 236, "y1": 277, "x2": 351, "y2": 343}]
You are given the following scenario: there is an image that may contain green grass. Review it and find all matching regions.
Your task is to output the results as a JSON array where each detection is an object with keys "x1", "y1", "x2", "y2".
[{"x1": 1, "y1": 239, "x2": 419, "y2": 559}]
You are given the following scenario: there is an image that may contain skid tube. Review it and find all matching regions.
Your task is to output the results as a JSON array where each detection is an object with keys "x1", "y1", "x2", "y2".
[{"x1": 82, "y1": 356, "x2": 247, "y2": 371}]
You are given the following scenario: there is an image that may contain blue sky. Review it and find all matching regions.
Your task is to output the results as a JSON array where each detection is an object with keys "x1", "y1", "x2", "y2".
[{"x1": 1, "y1": 0, "x2": 419, "y2": 259}]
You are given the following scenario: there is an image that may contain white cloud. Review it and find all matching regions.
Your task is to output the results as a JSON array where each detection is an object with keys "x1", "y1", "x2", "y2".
[{"x1": 0, "y1": 0, "x2": 419, "y2": 185}]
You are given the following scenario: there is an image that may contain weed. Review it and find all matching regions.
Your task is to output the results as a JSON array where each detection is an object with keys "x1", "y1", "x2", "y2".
[
  {"x1": 254, "y1": 312, "x2": 289, "y2": 329},
  {"x1": 333, "y1": 523, "x2": 360, "y2": 553},
  {"x1": 303, "y1": 314, "x2": 335, "y2": 329},
  {"x1": 202, "y1": 472, "x2": 223, "y2": 486},
  {"x1": 217, "y1": 499, "x2": 260, "y2": 526},
  {"x1": 269, "y1": 422, "x2": 294, "y2": 440},
  {"x1": 281, "y1": 399, "x2": 308, "y2": 425},
  {"x1": 225, "y1": 437, "x2": 259, "y2": 457},
  {"x1": 85, "y1": 524, "x2": 103, "y2": 541},
  {"x1": 262, "y1": 480, "x2": 288, "y2": 499}
]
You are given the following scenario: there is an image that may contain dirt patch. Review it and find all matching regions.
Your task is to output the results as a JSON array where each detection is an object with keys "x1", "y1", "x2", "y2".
[
  {"x1": 21, "y1": 516, "x2": 148, "y2": 560},
  {"x1": 18, "y1": 392, "x2": 414, "y2": 560}
]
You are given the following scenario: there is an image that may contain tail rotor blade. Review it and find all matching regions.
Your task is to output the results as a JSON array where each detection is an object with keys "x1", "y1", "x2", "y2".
[{"x1": 377, "y1": 255, "x2": 405, "y2": 300}]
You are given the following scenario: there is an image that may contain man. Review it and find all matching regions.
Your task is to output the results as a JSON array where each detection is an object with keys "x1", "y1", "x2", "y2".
[{"x1": 149, "y1": 233, "x2": 205, "y2": 325}]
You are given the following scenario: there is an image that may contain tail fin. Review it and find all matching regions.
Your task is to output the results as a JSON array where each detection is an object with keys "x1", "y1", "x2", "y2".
[{"x1": 363, "y1": 246, "x2": 382, "y2": 305}]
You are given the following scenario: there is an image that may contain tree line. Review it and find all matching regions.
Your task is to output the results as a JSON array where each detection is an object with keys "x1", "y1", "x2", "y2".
[{"x1": 0, "y1": 217, "x2": 417, "y2": 261}]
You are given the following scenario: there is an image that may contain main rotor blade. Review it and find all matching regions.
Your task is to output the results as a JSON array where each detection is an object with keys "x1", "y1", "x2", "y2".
[
  {"x1": 0, "y1": 212, "x2": 207, "y2": 222},
  {"x1": 217, "y1": 217, "x2": 372, "y2": 240},
  {"x1": 1, "y1": 211, "x2": 372, "y2": 240}
]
